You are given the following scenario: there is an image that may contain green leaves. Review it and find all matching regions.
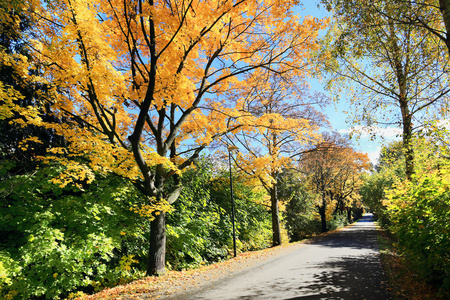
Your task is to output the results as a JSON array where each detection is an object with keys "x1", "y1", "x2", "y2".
[
  {"x1": 0, "y1": 165, "x2": 149, "y2": 299},
  {"x1": 386, "y1": 172, "x2": 450, "y2": 291},
  {"x1": 165, "y1": 157, "x2": 271, "y2": 270},
  {"x1": 364, "y1": 133, "x2": 450, "y2": 293}
]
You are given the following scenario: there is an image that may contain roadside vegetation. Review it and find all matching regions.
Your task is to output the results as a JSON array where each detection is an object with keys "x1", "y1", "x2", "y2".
[
  {"x1": 2, "y1": 0, "x2": 450, "y2": 299},
  {"x1": 365, "y1": 136, "x2": 450, "y2": 298},
  {"x1": 378, "y1": 230, "x2": 446, "y2": 300},
  {"x1": 0, "y1": 150, "x2": 366, "y2": 299}
]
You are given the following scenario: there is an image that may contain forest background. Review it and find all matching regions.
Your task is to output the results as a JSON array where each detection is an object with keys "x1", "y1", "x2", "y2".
[{"x1": 1, "y1": 0, "x2": 449, "y2": 299}]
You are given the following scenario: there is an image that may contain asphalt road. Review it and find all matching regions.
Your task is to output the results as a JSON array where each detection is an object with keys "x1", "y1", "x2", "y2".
[{"x1": 174, "y1": 214, "x2": 390, "y2": 300}]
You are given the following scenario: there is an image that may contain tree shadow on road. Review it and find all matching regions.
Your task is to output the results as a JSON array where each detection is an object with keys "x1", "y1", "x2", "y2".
[
  {"x1": 282, "y1": 254, "x2": 390, "y2": 300},
  {"x1": 222, "y1": 253, "x2": 390, "y2": 300}
]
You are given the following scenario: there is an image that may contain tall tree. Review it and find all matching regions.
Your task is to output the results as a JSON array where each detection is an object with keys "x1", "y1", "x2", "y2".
[
  {"x1": 7, "y1": 0, "x2": 328, "y2": 275},
  {"x1": 222, "y1": 70, "x2": 329, "y2": 246},
  {"x1": 321, "y1": 0, "x2": 450, "y2": 180}
]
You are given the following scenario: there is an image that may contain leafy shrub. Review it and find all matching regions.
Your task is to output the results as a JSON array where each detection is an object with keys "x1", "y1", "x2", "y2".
[
  {"x1": 0, "y1": 166, "x2": 148, "y2": 299},
  {"x1": 359, "y1": 171, "x2": 396, "y2": 228},
  {"x1": 166, "y1": 159, "x2": 271, "y2": 270},
  {"x1": 327, "y1": 212, "x2": 349, "y2": 231},
  {"x1": 284, "y1": 188, "x2": 321, "y2": 242},
  {"x1": 386, "y1": 172, "x2": 450, "y2": 292}
]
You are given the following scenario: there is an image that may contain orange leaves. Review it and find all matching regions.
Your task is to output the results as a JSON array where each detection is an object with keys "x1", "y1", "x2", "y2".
[
  {"x1": 11, "y1": 0, "x2": 331, "y2": 211},
  {"x1": 300, "y1": 134, "x2": 371, "y2": 214}
]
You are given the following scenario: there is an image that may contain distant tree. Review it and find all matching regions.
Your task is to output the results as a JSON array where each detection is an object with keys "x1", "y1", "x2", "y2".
[{"x1": 300, "y1": 133, "x2": 370, "y2": 232}]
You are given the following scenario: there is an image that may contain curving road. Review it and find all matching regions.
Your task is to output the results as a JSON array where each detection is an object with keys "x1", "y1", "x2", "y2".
[{"x1": 173, "y1": 214, "x2": 390, "y2": 300}]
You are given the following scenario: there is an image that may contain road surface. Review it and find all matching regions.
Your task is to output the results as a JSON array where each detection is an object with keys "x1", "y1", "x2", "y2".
[{"x1": 172, "y1": 214, "x2": 390, "y2": 300}]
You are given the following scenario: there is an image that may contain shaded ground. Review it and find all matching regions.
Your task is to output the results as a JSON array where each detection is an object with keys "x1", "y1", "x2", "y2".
[{"x1": 81, "y1": 214, "x2": 390, "y2": 300}]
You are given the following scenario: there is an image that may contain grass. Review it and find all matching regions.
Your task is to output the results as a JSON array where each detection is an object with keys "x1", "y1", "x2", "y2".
[{"x1": 376, "y1": 227, "x2": 445, "y2": 300}]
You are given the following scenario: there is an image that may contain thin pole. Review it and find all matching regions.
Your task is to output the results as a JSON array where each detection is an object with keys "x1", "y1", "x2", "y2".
[{"x1": 228, "y1": 149, "x2": 237, "y2": 258}]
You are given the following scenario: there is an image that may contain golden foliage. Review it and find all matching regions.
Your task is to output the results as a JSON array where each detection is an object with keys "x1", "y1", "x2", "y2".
[{"x1": 2, "y1": 0, "x2": 328, "y2": 203}]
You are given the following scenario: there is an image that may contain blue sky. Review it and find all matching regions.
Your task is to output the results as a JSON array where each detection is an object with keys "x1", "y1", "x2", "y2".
[{"x1": 299, "y1": 2, "x2": 402, "y2": 165}]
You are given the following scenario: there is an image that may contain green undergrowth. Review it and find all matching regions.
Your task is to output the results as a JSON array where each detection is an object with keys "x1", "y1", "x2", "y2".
[{"x1": 377, "y1": 227, "x2": 448, "y2": 300}]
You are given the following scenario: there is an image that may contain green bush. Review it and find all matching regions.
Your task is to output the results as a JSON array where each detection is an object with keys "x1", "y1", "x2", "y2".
[
  {"x1": 166, "y1": 159, "x2": 271, "y2": 270},
  {"x1": 386, "y1": 173, "x2": 450, "y2": 292},
  {"x1": 327, "y1": 212, "x2": 349, "y2": 231},
  {"x1": 0, "y1": 157, "x2": 274, "y2": 298},
  {"x1": 284, "y1": 188, "x2": 321, "y2": 242},
  {"x1": 0, "y1": 166, "x2": 147, "y2": 299}
]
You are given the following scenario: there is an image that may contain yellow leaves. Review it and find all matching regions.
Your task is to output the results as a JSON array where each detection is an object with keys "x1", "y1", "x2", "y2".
[
  {"x1": 17, "y1": 136, "x2": 43, "y2": 151},
  {"x1": 66, "y1": 291, "x2": 87, "y2": 300},
  {"x1": 153, "y1": 74, "x2": 196, "y2": 110},
  {"x1": 141, "y1": 145, "x2": 182, "y2": 176},
  {"x1": 117, "y1": 255, "x2": 139, "y2": 273},
  {"x1": 325, "y1": 199, "x2": 337, "y2": 221},
  {"x1": 3, "y1": 290, "x2": 18, "y2": 300},
  {"x1": 129, "y1": 199, "x2": 174, "y2": 220},
  {"x1": 50, "y1": 161, "x2": 95, "y2": 189},
  {"x1": 14, "y1": 0, "x2": 330, "y2": 207},
  {"x1": 0, "y1": 82, "x2": 23, "y2": 120}
]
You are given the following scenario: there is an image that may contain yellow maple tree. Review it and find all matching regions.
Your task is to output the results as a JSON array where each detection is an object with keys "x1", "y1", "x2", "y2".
[
  {"x1": 3, "y1": 0, "x2": 328, "y2": 274},
  {"x1": 221, "y1": 70, "x2": 329, "y2": 246}
]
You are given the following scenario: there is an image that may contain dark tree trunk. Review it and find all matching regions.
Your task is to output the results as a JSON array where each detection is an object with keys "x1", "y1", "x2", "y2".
[
  {"x1": 401, "y1": 107, "x2": 414, "y2": 181},
  {"x1": 147, "y1": 211, "x2": 166, "y2": 275},
  {"x1": 440, "y1": 0, "x2": 450, "y2": 54},
  {"x1": 319, "y1": 197, "x2": 327, "y2": 233},
  {"x1": 270, "y1": 184, "x2": 282, "y2": 246},
  {"x1": 347, "y1": 207, "x2": 352, "y2": 223},
  {"x1": 389, "y1": 20, "x2": 414, "y2": 180}
]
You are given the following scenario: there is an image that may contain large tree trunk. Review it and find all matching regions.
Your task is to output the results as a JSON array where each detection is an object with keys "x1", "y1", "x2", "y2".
[
  {"x1": 270, "y1": 184, "x2": 282, "y2": 246},
  {"x1": 147, "y1": 211, "x2": 166, "y2": 275},
  {"x1": 389, "y1": 20, "x2": 414, "y2": 180}
]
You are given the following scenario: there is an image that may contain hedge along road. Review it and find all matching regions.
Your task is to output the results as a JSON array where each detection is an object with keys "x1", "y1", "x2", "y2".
[{"x1": 170, "y1": 214, "x2": 390, "y2": 300}]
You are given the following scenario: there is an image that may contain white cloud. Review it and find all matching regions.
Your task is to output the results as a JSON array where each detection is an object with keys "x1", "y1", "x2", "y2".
[
  {"x1": 338, "y1": 125, "x2": 402, "y2": 139},
  {"x1": 366, "y1": 147, "x2": 382, "y2": 166}
]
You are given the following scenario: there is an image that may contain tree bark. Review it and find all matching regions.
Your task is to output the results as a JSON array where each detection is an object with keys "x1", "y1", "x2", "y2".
[
  {"x1": 319, "y1": 196, "x2": 327, "y2": 233},
  {"x1": 347, "y1": 207, "x2": 352, "y2": 223},
  {"x1": 440, "y1": 0, "x2": 450, "y2": 53},
  {"x1": 401, "y1": 111, "x2": 414, "y2": 181},
  {"x1": 270, "y1": 184, "x2": 282, "y2": 246},
  {"x1": 147, "y1": 211, "x2": 166, "y2": 275},
  {"x1": 389, "y1": 20, "x2": 414, "y2": 180}
]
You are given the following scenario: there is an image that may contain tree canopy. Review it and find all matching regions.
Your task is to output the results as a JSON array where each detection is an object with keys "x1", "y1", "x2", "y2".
[{"x1": 2, "y1": 0, "x2": 328, "y2": 275}]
